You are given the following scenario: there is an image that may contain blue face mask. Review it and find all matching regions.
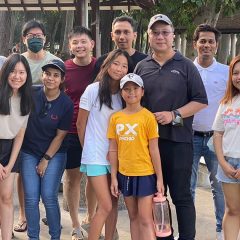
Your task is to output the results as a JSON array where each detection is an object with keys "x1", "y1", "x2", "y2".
[{"x1": 27, "y1": 38, "x2": 44, "y2": 53}]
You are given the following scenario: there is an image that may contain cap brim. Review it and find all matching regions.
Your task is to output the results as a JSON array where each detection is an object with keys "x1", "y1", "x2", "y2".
[
  {"x1": 42, "y1": 63, "x2": 65, "y2": 75},
  {"x1": 120, "y1": 80, "x2": 143, "y2": 89},
  {"x1": 148, "y1": 19, "x2": 172, "y2": 29}
]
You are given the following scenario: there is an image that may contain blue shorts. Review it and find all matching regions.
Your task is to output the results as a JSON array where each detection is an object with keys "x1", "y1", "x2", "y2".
[
  {"x1": 217, "y1": 156, "x2": 240, "y2": 183},
  {"x1": 117, "y1": 172, "x2": 157, "y2": 197},
  {"x1": 80, "y1": 164, "x2": 111, "y2": 177}
]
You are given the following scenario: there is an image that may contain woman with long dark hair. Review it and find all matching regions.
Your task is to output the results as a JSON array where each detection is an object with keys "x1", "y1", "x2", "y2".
[
  {"x1": 213, "y1": 55, "x2": 240, "y2": 239},
  {"x1": 0, "y1": 53, "x2": 33, "y2": 239},
  {"x1": 77, "y1": 49, "x2": 130, "y2": 240}
]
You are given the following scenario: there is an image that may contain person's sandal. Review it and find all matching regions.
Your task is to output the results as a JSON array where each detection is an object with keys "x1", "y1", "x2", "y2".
[
  {"x1": 13, "y1": 221, "x2": 27, "y2": 232},
  {"x1": 71, "y1": 227, "x2": 88, "y2": 240},
  {"x1": 81, "y1": 222, "x2": 104, "y2": 240},
  {"x1": 42, "y1": 217, "x2": 48, "y2": 226}
]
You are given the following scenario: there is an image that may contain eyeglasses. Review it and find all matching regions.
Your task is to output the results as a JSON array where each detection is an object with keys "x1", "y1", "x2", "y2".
[
  {"x1": 150, "y1": 30, "x2": 173, "y2": 37},
  {"x1": 26, "y1": 33, "x2": 45, "y2": 39},
  {"x1": 39, "y1": 102, "x2": 52, "y2": 118}
]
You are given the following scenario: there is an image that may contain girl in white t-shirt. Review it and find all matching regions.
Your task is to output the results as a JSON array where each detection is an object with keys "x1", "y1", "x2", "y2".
[
  {"x1": 213, "y1": 55, "x2": 240, "y2": 240},
  {"x1": 0, "y1": 54, "x2": 33, "y2": 239},
  {"x1": 77, "y1": 49, "x2": 130, "y2": 240}
]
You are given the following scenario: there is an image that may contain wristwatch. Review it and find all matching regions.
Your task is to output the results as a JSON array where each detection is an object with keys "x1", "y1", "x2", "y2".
[
  {"x1": 172, "y1": 110, "x2": 183, "y2": 126},
  {"x1": 43, "y1": 153, "x2": 52, "y2": 161}
]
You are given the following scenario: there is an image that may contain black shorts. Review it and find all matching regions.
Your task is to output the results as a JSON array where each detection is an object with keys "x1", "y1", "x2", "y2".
[
  {"x1": 0, "y1": 139, "x2": 20, "y2": 172},
  {"x1": 65, "y1": 133, "x2": 82, "y2": 169}
]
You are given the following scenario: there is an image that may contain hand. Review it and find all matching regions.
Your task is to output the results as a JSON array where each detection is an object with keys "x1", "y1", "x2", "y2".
[
  {"x1": 36, "y1": 159, "x2": 49, "y2": 177},
  {"x1": 110, "y1": 177, "x2": 119, "y2": 198},
  {"x1": 154, "y1": 111, "x2": 173, "y2": 125},
  {"x1": 0, "y1": 164, "x2": 6, "y2": 181},
  {"x1": 234, "y1": 168, "x2": 240, "y2": 179},
  {"x1": 221, "y1": 161, "x2": 237, "y2": 179},
  {"x1": 156, "y1": 178, "x2": 164, "y2": 195},
  {"x1": 2, "y1": 165, "x2": 12, "y2": 180}
]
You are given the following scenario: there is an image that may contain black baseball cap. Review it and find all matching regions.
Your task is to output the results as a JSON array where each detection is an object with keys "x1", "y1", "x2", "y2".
[{"x1": 42, "y1": 59, "x2": 65, "y2": 76}]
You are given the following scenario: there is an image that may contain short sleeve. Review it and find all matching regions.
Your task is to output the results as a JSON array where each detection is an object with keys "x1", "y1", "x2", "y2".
[
  {"x1": 22, "y1": 115, "x2": 29, "y2": 129},
  {"x1": 79, "y1": 84, "x2": 96, "y2": 111},
  {"x1": 212, "y1": 104, "x2": 225, "y2": 131},
  {"x1": 187, "y1": 63, "x2": 208, "y2": 104},
  {"x1": 146, "y1": 114, "x2": 159, "y2": 139},
  {"x1": 107, "y1": 115, "x2": 116, "y2": 139},
  {"x1": 58, "y1": 101, "x2": 74, "y2": 131}
]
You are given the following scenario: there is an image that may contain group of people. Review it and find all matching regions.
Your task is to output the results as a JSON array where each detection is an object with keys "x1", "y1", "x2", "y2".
[{"x1": 0, "y1": 12, "x2": 239, "y2": 240}]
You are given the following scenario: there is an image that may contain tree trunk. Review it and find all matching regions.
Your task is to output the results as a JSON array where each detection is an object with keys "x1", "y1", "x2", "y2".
[
  {"x1": 0, "y1": 12, "x2": 11, "y2": 56},
  {"x1": 140, "y1": 29, "x2": 145, "y2": 53},
  {"x1": 135, "y1": 16, "x2": 143, "y2": 51},
  {"x1": 61, "y1": 11, "x2": 74, "y2": 58},
  {"x1": 230, "y1": 33, "x2": 237, "y2": 60},
  {"x1": 217, "y1": 34, "x2": 231, "y2": 64},
  {"x1": 50, "y1": 16, "x2": 61, "y2": 54},
  {"x1": 145, "y1": 33, "x2": 149, "y2": 54},
  {"x1": 59, "y1": 11, "x2": 66, "y2": 52},
  {"x1": 9, "y1": 12, "x2": 18, "y2": 52},
  {"x1": 185, "y1": 1, "x2": 221, "y2": 59},
  {"x1": 235, "y1": 35, "x2": 240, "y2": 56},
  {"x1": 99, "y1": 10, "x2": 114, "y2": 54},
  {"x1": 193, "y1": 1, "x2": 221, "y2": 27}
]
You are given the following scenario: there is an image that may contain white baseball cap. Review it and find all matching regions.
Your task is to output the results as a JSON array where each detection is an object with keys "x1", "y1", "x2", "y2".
[
  {"x1": 148, "y1": 14, "x2": 173, "y2": 30},
  {"x1": 120, "y1": 73, "x2": 144, "y2": 89}
]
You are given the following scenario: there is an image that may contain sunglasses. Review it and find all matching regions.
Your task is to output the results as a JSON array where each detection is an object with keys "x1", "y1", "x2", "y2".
[{"x1": 39, "y1": 102, "x2": 52, "y2": 118}]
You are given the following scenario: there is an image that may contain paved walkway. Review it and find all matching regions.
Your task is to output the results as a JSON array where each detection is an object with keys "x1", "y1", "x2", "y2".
[{"x1": 9, "y1": 186, "x2": 218, "y2": 240}]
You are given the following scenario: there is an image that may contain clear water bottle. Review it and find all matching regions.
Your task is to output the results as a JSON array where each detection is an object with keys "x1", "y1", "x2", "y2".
[{"x1": 152, "y1": 193, "x2": 172, "y2": 237}]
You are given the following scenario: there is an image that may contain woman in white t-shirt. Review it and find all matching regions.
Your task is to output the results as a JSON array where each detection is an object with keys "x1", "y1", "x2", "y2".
[
  {"x1": 0, "y1": 54, "x2": 33, "y2": 239},
  {"x1": 76, "y1": 49, "x2": 130, "y2": 240},
  {"x1": 213, "y1": 55, "x2": 240, "y2": 240}
]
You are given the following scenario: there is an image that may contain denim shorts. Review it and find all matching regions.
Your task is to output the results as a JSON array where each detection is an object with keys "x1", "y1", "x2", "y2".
[
  {"x1": 80, "y1": 164, "x2": 111, "y2": 176},
  {"x1": 217, "y1": 156, "x2": 240, "y2": 183}
]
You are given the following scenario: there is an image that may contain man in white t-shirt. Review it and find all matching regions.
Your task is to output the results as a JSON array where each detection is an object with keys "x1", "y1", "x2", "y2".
[{"x1": 191, "y1": 24, "x2": 229, "y2": 240}]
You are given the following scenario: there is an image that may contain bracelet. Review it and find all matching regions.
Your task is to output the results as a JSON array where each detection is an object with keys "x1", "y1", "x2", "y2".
[
  {"x1": 171, "y1": 111, "x2": 175, "y2": 121},
  {"x1": 43, "y1": 153, "x2": 52, "y2": 161},
  {"x1": 108, "y1": 149, "x2": 117, "y2": 152}
]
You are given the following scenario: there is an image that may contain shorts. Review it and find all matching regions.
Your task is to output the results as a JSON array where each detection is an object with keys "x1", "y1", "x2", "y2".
[
  {"x1": 65, "y1": 133, "x2": 82, "y2": 169},
  {"x1": 117, "y1": 172, "x2": 157, "y2": 197},
  {"x1": 0, "y1": 139, "x2": 20, "y2": 172},
  {"x1": 217, "y1": 156, "x2": 240, "y2": 183},
  {"x1": 80, "y1": 164, "x2": 111, "y2": 177}
]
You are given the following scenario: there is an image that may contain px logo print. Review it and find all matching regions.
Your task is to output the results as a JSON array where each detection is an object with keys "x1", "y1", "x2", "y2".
[{"x1": 116, "y1": 123, "x2": 138, "y2": 141}]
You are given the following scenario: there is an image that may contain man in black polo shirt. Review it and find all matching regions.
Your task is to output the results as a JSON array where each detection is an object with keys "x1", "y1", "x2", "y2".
[
  {"x1": 135, "y1": 14, "x2": 208, "y2": 240},
  {"x1": 92, "y1": 15, "x2": 147, "y2": 80}
]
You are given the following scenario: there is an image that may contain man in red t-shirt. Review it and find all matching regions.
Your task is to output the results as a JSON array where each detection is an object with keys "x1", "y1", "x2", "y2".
[{"x1": 64, "y1": 26, "x2": 96, "y2": 240}]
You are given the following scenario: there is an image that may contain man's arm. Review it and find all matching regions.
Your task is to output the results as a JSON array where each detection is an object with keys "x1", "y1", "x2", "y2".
[
  {"x1": 154, "y1": 101, "x2": 207, "y2": 125},
  {"x1": 177, "y1": 101, "x2": 207, "y2": 118}
]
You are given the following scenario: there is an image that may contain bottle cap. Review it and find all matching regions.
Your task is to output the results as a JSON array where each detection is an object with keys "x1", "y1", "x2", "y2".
[
  {"x1": 153, "y1": 193, "x2": 166, "y2": 202},
  {"x1": 156, "y1": 230, "x2": 172, "y2": 237}
]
